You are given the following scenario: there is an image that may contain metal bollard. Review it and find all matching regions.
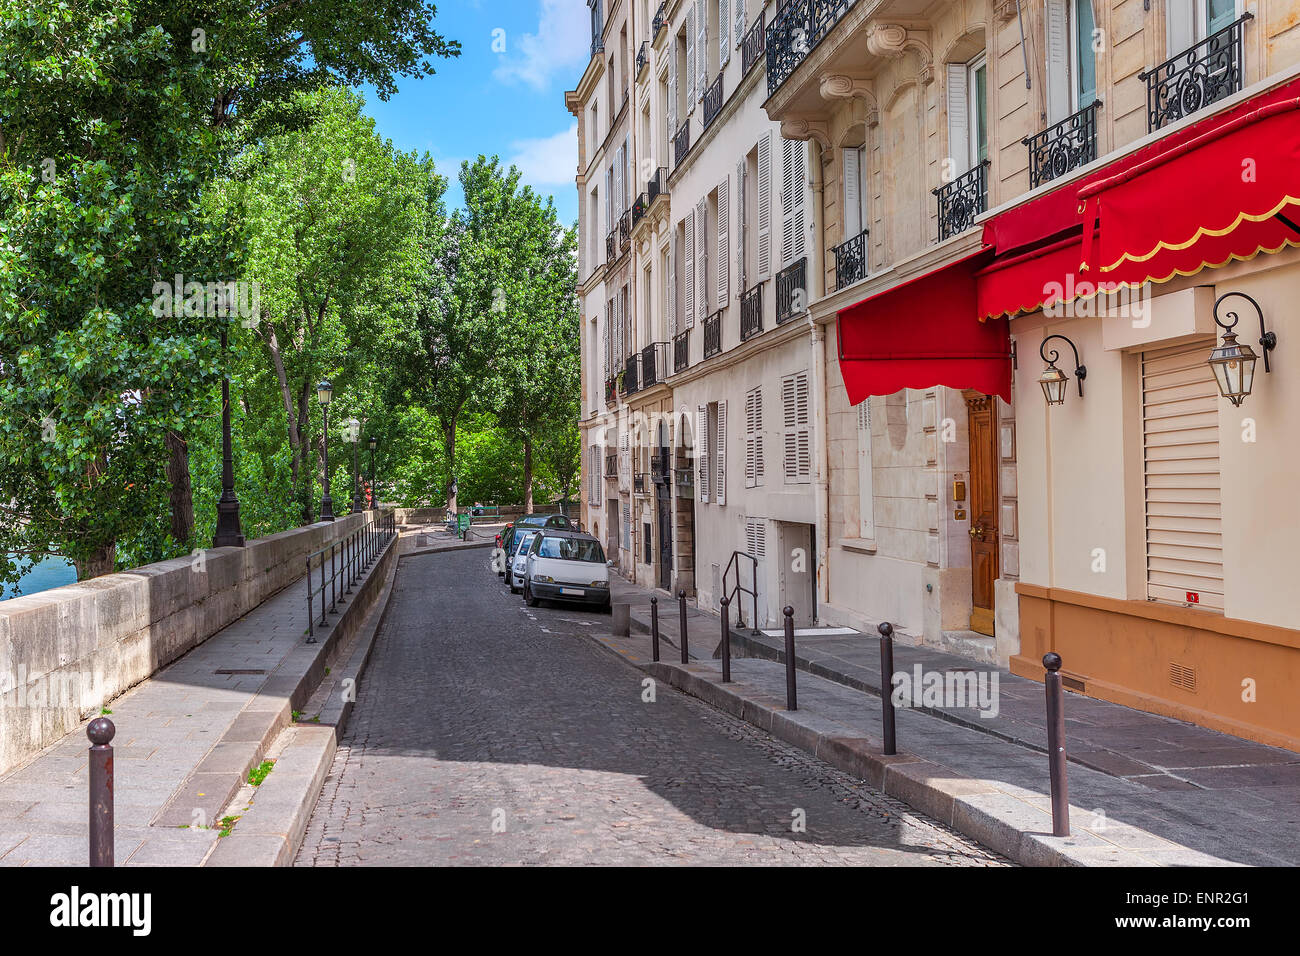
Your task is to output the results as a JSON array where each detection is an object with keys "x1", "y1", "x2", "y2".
[
  {"x1": 650, "y1": 596, "x2": 660, "y2": 662},
  {"x1": 1043, "y1": 652, "x2": 1071, "y2": 837},
  {"x1": 878, "y1": 622, "x2": 897, "y2": 756},
  {"x1": 678, "y1": 589, "x2": 689, "y2": 664},
  {"x1": 88, "y1": 717, "x2": 115, "y2": 867},
  {"x1": 783, "y1": 605, "x2": 797, "y2": 711},
  {"x1": 720, "y1": 596, "x2": 731, "y2": 683}
]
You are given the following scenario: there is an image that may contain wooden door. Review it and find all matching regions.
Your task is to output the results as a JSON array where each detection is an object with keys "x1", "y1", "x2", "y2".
[{"x1": 966, "y1": 393, "x2": 1000, "y2": 636}]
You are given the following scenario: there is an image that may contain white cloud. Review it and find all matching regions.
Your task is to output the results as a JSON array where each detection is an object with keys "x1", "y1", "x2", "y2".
[
  {"x1": 508, "y1": 123, "x2": 579, "y2": 188},
  {"x1": 493, "y1": 0, "x2": 589, "y2": 91}
]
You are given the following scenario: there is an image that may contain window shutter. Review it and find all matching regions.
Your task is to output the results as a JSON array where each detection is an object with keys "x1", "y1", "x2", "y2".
[
  {"x1": 1045, "y1": 0, "x2": 1070, "y2": 123},
  {"x1": 696, "y1": 0, "x2": 708, "y2": 99},
  {"x1": 843, "y1": 146, "x2": 862, "y2": 238},
  {"x1": 856, "y1": 400, "x2": 874, "y2": 538},
  {"x1": 736, "y1": 157, "x2": 747, "y2": 295},
  {"x1": 602, "y1": 306, "x2": 610, "y2": 379},
  {"x1": 1142, "y1": 339, "x2": 1224, "y2": 610},
  {"x1": 1166, "y1": 0, "x2": 1196, "y2": 56},
  {"x1": 685, "y1": 6, "x2": 696, "y2": 109},
  {"x1": 780, "y1": 139, "x2": 806, "y2": 266},
  {"x1": 697, "y1": 404, "x2": 710, "y2": 502},
  {"x1": 735, "y1": 0, "x2": 747, "y2": 48},
  {"x1": 720, "y1": 0, "x2": 731, "y2": 66},
  {"x1": 715, "y1": 400, "x2": 727, "y2": 506},
  {"x1": 757, "y1": 133, "x2": 772, "y2": 277},
  {"x1": 614, "y1": 146, "x2": 624, "y2": 218},
  {"x1": 696, "y1": 196, "x2": 708, "y2": 323},
  {"x1": 683, "y1": 214, "x2": 696, "y2": 328},
  {"x1": 668, "y1": 40, "x2": 678, "y2": 135},
  {"x1": 745, "y1": 386, "x2": 764, "y2": 488},
  {"x1": 624, "y1": 136, "x2": 631, "y2": 209},
  {"x1": 716, "y1": 175, "x2": 730, "y2": 308},
  {"x1": 783, "y1": 372, "x2": 811, "y2": 483},
  {"x1": 946, "y1": 63, "x2": 970, "y2": 172},
  {"x1": 669, "y1": 231, "x2": 678, "y2": 337}
]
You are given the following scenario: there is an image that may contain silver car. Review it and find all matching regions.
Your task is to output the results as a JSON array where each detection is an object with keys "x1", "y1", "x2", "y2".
[{"x1": 508, "y1": 530, "x2": 539, "y2": 593}]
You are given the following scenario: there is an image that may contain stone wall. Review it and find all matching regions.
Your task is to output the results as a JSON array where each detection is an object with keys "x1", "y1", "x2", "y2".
[{"x1": 0, "y1": 511, "x2": 392, "y2": 777}]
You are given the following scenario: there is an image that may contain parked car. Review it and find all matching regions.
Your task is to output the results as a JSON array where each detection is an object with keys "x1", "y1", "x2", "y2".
[
  {"x1": 508, "y1": 530, "x2": 540, "y2": 593},
  {"x1": 522, "y1": 531, "x2": 610, "y2": 611},
  {"x1": 496, "y1": 514, "x2": 572, "y2": 574}
]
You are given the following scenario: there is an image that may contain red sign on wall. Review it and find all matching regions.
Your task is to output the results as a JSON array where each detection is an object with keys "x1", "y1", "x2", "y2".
[{"x1": 1186, "y1": 591, "x2": 1200, "y2": 604}]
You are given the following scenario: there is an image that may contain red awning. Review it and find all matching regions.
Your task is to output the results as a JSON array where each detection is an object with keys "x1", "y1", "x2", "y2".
[
  {"x1": 977, "y1": 76, "x2": 1300, "y2": 321},
  {"x1": 837, "y1": 248, "x2": 1010, "y2": 405}
]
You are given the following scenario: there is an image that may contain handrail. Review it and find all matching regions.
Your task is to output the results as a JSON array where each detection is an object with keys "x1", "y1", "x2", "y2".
[
  {"x1": 305, "y1": 511, "x2": 397, "y2": 642},
  {"x1": 722, "y1": 549, "x2": 760, "y2": 635}
]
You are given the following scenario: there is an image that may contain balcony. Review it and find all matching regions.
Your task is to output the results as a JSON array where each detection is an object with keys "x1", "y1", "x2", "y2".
[
  {"x1": 703, "y1": 310, "x2": 723, "y2": 359},
  {"x1": 650, "y1": 449, "x2": 672, "y2": 485},
  {"x1": 933, "y1": 161, "x2": 988, "y2": 243},
  {"x1": 618, "y1": 210, "x2": 631, "y2": 254},
  {"x1": 604, "y1": 377, "x2": 617, "y2": 406},
  {"x1": 647, "y1": 166, "x2": 668, "y2": 204},
  {"x1": 673, "y1": 328, "x2": 690, "y2": 373},
  {"x1": 623, "y1": 353, "x2": 639, "y2": 395},
  {"x1": 766, "y1": 0, "x2": 856, "y2": 96},
  {"x1": 632, "y1": 191, "x2": 650, "y2": 228},
  {"x1": 742, "y1": 13, "x2": 767, "y2": 77},
  {"x1": 591, "y1": 36, "x2": 604, "y2": 58},
  {"x1": 640, "y1": 341, "x2": 669, "y2": 388},
  {"x1": 1024, "y1": 101, "x2": 1102, "y2": 189},
  {"x1": 653, "y1": 3, "x2": 667, "y2": 42},
  {"x1": 1141, "y1": 13, "x2": 1252, "y2": 133},
  {"x1": 633, "y1": 473, "x2": 647, "y2": 496},
  {"x1": 775, "y1": 257, "x2": 807, "y2": 325},
  {"x1": 636, "y1": 41, "x2": 650, "y2": 79},
  {"x1": 740, "y1": 282, "x2": 764, "y2": 341},
  {"x1": 675, "y1": 466, "x2": 694, "y2": 492},
  {"x1": 832, "y1": 228, "x2": 869, "y2": 290},
  {"x1": 673, "y1": 119, "x2": 691, "y2": 167},
  {"x1": 606, "y1": 231, "x2": 616, "y2": 262},
  {"x1": 702, "y1": 74, "x2": 724, "y2": 130},
  {"x1": 605, "y1": 452, "x2": 618, "y2": 477}
]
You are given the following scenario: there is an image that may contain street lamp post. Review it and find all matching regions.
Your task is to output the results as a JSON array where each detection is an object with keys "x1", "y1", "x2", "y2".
[
  {"x1": 317, "y1": 380, "x2": 335, "y2": 522},
  {"x1": 368, "y1": 436, "x2": 378, "y2": 509},
  {"x1": 213, "y1": 322, "x2": 246, "y2": 548},
  {"x1": 349, "y1": 419, "x2": 365, "y2": 514}
]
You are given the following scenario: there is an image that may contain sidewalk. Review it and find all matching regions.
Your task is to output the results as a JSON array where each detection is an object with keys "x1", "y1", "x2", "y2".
[{"x1": 604, "y1": 578, "x2": 1299, "y2": 866}]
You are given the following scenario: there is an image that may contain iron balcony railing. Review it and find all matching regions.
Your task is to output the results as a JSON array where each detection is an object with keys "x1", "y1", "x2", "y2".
[
  {"x1": 618, "y1": 210, "x2": 631, "y2": 253},
  {"x1": 742, "y1": 12, "x2": 767, "y2": 76},
  {"x1": 653, "y1": 3, "x2": 667, "y2": 42},
  {"x1": 740, "y1": 282, "x2": 764, "y2": 341},
  {"x1": 623, "y1": 353, "x2": 639, "y2": 395},
  {"x1": 776, "y1": 257, "x2": 806, "y2": 325},
  {"x1": 633, "y1": 473, "x2": 648, "y2": 495},
  {"x1": 673, "y1": 119, "x2": 691, "y2": 167},
  {"x1": 766, "y1": 0, "x2": 855, "y2": 96},
  {"x1": 832, "y1": 228, "x2": 869, "y2": 290},
  {"x1": 632, "y1": 191, "x2": 650, "y2": 227},
  {"x1": 647, "y1": 165, "x2": 668, "y2": 204},
  {"x1": 703, "y1": 310, "x2": 723, "y2": 358},
  {"x1": 591, "y1": 36, "x2": 604, "y2": 58},
  {"x1": 1024, "y1": 101, "x2": 1102, "y2": 189},
  {"x1": 605, "y1": 452, "x2": 618, "y2": 476},
  {"x1": 702, "y1": 74, "x2": 724, "y2": 129},
  {"x1": 675, "y1": 466, "x2": 693, "y2": 490},
  {"x1": 650, "y1": 449, "x2": 673, "y2": 484},
  {"x1": 604, "y1": 376, "x2": 617, "y2": 405},
  {"x1": 305, "y1": 512, "x2": 396, "y2": 642},
  {"x1": 673, "y1": 328, "x2": 690, "y2": 372},
  {"x1": 636, "y1": 41, "x2": 650, "y2": 78},
  {"x1": 933, "y1": 160, "x2": 989, "y2": 242},
  {"x1": 606, "y1": 230, "x2": 616, "y2": 262},
  {"x1": 1141, "y1": 13, "x2": 1252, "y2": 132},
  {"x1": 640, "y1": 341, "x2": 669, "y2": 388}
]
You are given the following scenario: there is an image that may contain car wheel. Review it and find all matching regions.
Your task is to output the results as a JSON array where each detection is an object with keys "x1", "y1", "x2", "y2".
[{"x1": 524, "y1": 583, "x2": 539, "y2": 607}]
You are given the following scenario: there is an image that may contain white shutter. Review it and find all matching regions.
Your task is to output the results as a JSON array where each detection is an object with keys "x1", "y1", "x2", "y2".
[
  {"x1": 624, "y1": 136, "x2": 631, "y2": 209},
  {"x1": 669, "y1": 231, "x2": 678, "y2": 337},
  {"x1": 596, "y1": 445, "x2": 604, "y2": 506},
  {"x1": 614, "y1": 146, "x2": 624, "y2": 218},
  {"x1": 780, "y1": 139, "x2": 806, "y2": 266},
  {"x1": 720, "y1": 0, "x2": 731, "y2": 66},
  {"x1": 946, "y1": 63, "x2": 971, "y2": 172},
  {"x1": 683, "y1": 214, "x2": 695, "y2": 328},
  {"x1": 735, "y1": 0, "x2": 747, "y2": 47},
  {"x1": 1142, "y1": 339, "x2": 1224, "y2": 610},
  {"x1": 602, "y1": 307, "x2": 609, "y2": 379},
  {"x1": 697, "y1": 404, "x2": 710, "y2": 502},
  {"x1": 696, "y1": 0, "x2": 708, "y2": 99},
  {"x1": 668, "y1": 40, "x2": 678, "y2": 136},
  {"x1": 716, "y1": 175, "x2": 730, "y2": 308},
  {"x1": 843, "y1": 146, "x2": 862, "y2": 238},
  {"x1": 1045, "y1": 0, "x2": 1071, "y2": 123},
  {"x1": 856, "y1": 400, "x2": 875, "y2": 538},
  {"x1": 696, "y1": 196, "x2": 708, "y2": 323},
  {"x1": 783, "y1": 372, "x2": 811, "y2": 483},
  {"x1": 715, "y1": 400, "x2": 727, "y2": 506},
  {"x1": 1167, "y1": 0, "x2": 1197, "y2": 58},
  {"x1": 605, "y1": 167, "x2": 613, "y2": 236},
  {"x1": 757, "y1": 133, "x2": 772, "y2": 277},
  {"x1": 745, "y1": 387, "x2": 764, "y2": 488},
  {"x1": 736, "y1": 157, "x2": 747, "y2": 295},
  {"x1": 685, "y1": 6, "x2": 696, "y2": 109}
]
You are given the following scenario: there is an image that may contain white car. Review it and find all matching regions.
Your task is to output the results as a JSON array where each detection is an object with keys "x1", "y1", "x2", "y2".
[
  {"x1": 508, "y1": 530, "x2": 539, "y2": 593},
  {"x1": 522, "y1": 531, "x2": 611, "y2": 612}
]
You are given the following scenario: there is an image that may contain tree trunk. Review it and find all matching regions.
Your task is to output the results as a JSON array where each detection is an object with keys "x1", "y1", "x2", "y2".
[
  {"x1": 76, "y1": 542, "x2": 116, "y2": 581},
  {"x1": 264, "y1": 325, "x2": 303, "y2": 483},
  {"x1": 165, "y1": 430, "x2": 194, "y2": 546},
  {"x1": 523, "y1": 434, "x2": 534, "y2": 514},
  {"x1": 442, "y1": 419, "x2": 458, "y2": 514}
]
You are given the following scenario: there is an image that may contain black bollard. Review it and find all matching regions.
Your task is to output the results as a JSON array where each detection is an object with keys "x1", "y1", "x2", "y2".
[
  {"x1": 88, "y1": 717, "x2": 115, "y2": 867},
  {"x1": 1043, "y1": 652, "x2": 1071, "y2": 837},
  {"x1": 783, "y1": 605, "x2": 797, "y2": 711},
  {"x1": 720, "y1": 596, "x2": 731, "y2": 683},
  {"x1": 678, "y1": 589, "x2": 689, "y2": 664},
  {"x1": 650, "y1": 596, "x2": 660, "y2": 663},
  {"x1": 878, "y1": 622, "x2": 897, "y2": 756}
]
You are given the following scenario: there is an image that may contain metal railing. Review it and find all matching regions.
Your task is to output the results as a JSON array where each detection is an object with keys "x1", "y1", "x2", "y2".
[
  {"x1": 636, "y1": 41, "x2": 649, "y2": 78},
  {"x1": 740, "y1": 281, "x2": 764, "y2": 340},
  {"x1": 306, "y1": 511, "x2": 396, "y2": 642},
  {"x1": 1024, "y1": 100, "x2": 1102, "y2": 189},
  {"x1": 591, "y1": 36, "x2": 604, "y2": 58},
  {"x1": 606, "y1": 230, "x2": 616, "y2": 261},
  {"x1": 640, "y1": 341, "x2": 668, "y2": 388},
  {"x1": 702, "y1": 74, "x2": 724, "y2": 129},
  {"x1": 673, "y1": 119, "x2": 691, "y2": 167},
  {"x1": 933, "y1": 160, "x2": 988, "y2": 242},
  {"x1": 653, "y1": 2, "x2": 667, "y2": 41},
  {"x1": 1141, "y1": 13, "x2": 1251, "y2": 132},
  {"x1": 618, "y1": 210, "x2": 631, "y2": 253},
  {"x1": 632, "y1": 191, "x2": 650, "y2": 227},
  {"x1": 605, "y1": 451, "x2": 618, "y2": 476},
  {"x1": 766, "y1": 0, "x2": 856, "y2": 95},
  {"x1": 776, "y1": 257, "x2": 806, "y2": 324},
  {"x1": 742, "y1": 12, "x2": 767, "y2": 76},
  {"x1": 623, "y1": 353, "x2": 639, "y2": 394},
  {"x1": 633, "y1": 473, "x2": 647, "y2": 495},
  {"x1": 703, "y1": 309, "x2": 723, "y2": 358},
  {"x1": 673, "y1": 328, "x2": 690, "y2": 372},
  {"x1": 723, "y1": 549, "x2": 760, "y2": 634},
  {"x1": 647, "y1": 165, "x2": 668, "y2": 204},
  {"x1": 832, "y1": 227, "x2": 869, "y2": 289},
  {"x1": 605, "y1": 376, "x2": 617, "y2": 405},
  {"x1": 650, "y1": 449, "x2": 672, "y2": 484}
]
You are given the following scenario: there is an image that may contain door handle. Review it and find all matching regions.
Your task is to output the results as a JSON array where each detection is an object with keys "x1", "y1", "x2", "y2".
[{"x1": 968, "y1": 523, "x2": 984, "y2": 539}]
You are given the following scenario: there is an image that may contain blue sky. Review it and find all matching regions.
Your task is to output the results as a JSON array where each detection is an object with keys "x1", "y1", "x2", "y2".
[{"x1": 357, "y1": 0, "x2": 586, "y2": 226}]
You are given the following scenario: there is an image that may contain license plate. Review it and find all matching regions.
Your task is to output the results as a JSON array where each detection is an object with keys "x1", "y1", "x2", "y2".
[{"x1": 560, "y1": 587, "x2": 584, "y2": 596}]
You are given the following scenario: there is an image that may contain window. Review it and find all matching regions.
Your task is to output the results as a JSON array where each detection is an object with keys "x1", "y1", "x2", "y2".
[
  {"x1": 538, "y1": 536, "x2": 606, "y2": 562},
  {"x1": 1168, "y1": 0, "x2": 1239, "y2": 57},
  {"x1": 1047, "y1": 0, "x2": 1097, "y2": 122},
  {"x1": 745, "y1": 386, "x2": 764, "y2": 488},
  {"x1": 842, "y1": 143, "x2": 867, "y2": 239},
  {"x1": 968, "y1": 54, "x2": 988, "y2": 167},
  {"x1": 697, "y1": 401, "x2": 726, "y2": 504},
  {"x1": 782, "y1": 372, "x2": 811, "y2": 483}
]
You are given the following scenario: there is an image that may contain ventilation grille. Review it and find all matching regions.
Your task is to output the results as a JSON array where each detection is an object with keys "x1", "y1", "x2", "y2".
[{"x1": 1169, "y1": 661, "x2": 1198, "y2": 693}]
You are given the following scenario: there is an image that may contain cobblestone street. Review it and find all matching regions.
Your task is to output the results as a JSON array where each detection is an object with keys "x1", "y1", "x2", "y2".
[{"x1": 296, "y1": 549, "x2": 1009, "y2": 866}]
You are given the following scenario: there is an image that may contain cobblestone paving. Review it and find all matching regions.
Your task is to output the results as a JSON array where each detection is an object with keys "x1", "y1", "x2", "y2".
[{"x1": 296, "y1": 549, "x2": 1010, "y2": 866}]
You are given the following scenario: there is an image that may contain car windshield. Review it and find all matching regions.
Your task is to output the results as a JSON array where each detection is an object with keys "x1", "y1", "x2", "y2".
[
  {"x1": 546, "y1": 515, "x2": 573, "y2": 529},
  {"x1": 537, "y1": 537, "x2": 604, "y2": 562},
  {"x1": 513, "y1": 532, "x2": 536, "y2": 557}
]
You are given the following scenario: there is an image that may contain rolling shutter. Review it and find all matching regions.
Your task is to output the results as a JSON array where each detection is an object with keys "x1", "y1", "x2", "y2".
[
  {"x1": 715, "y1": 400, "x2": 727, "y2": 506},
  {"x1": 716, "y1": 175, "x2": 730, "y2": 308},
  {"x1": 1142, "y1": 338, "x2": 1223, "y2": 610},
  {"x1": 757, "y1": 133, "x2": 772, "y2": 277},
  {"x1": 697, "y1": 404, "x2": 710, "y2": 502}
]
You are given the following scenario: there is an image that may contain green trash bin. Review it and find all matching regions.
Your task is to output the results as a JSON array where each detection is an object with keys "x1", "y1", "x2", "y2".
[{"x1": 456, "y1": 511, "x2": 471, "y2": 539}]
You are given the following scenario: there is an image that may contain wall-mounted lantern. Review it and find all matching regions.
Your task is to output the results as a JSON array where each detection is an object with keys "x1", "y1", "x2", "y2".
[
  {"x1": 1209, "y1": 292, "x2": 1277, "y2": 407},
  {"x1": 1038, "y1": 334, "x2": 1086, "y2": 406}
]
